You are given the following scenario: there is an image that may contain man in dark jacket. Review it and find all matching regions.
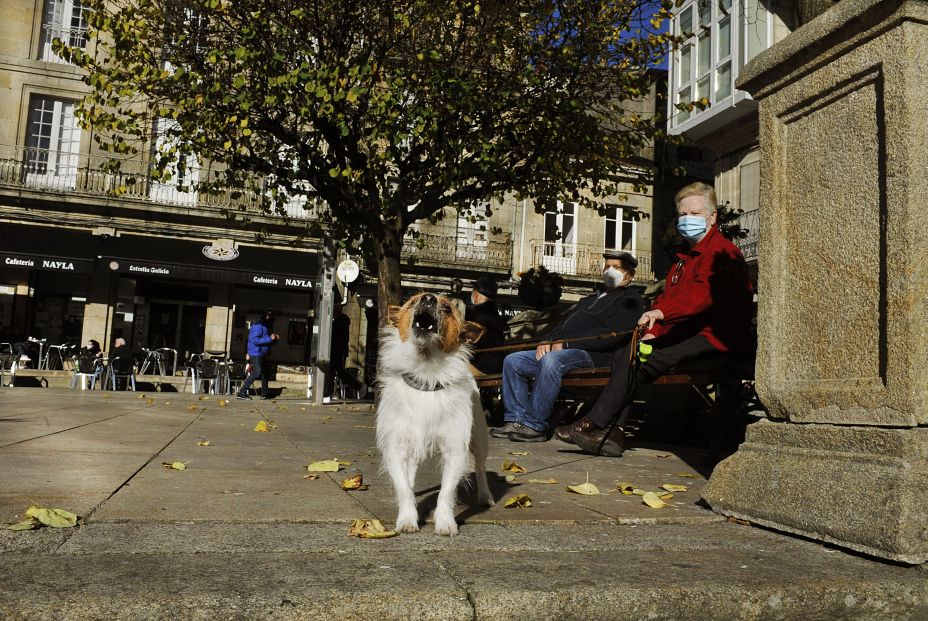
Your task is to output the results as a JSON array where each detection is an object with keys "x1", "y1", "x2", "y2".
[
  {"x1": 236, "y1": 309, "x2": 279, "y2": 400},
  {"x1": 492, "y1": 251, "x2": 645, "y2": 442},
  {"x1": 563, "y1": 182, "x2": 754, "y2": 456},
  {"x1": 466, "y1": 276, "x2": 507, "y2": 375}
]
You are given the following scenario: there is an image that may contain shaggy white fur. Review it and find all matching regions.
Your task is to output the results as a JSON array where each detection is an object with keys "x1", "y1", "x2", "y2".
[{"x1": 376, "y1": 298, "x2": 494, "y2": 536}]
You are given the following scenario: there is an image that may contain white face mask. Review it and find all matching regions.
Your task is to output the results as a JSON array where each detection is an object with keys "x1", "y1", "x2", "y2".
[{"x1": 603, "y1": 266, "x2": 625, "y2": 289}]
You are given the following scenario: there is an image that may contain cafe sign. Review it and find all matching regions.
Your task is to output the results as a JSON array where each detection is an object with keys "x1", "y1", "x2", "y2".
[{"x1": 1, "y1": 253, "x2": 92, "y2": 274}]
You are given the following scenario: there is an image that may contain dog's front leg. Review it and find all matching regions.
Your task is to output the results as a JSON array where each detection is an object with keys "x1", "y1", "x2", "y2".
[
  {"x1": 433, "y1": 451, "x2": 467, "y2": 536},
  {"x1": 384, "y1": 451, "x2": 420, "y2": 533}
]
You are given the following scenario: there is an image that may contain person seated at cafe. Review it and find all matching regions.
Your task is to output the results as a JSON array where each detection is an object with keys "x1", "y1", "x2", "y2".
[
  {"x1": 81, "y1": 339, "x2": 102, "y2": 359},
  {"x1": 491, "y1": 250, "x2": 644, "y2": 443},
  {"x1": 561, "y1": 182, "x2": 754, "y2": 457}
]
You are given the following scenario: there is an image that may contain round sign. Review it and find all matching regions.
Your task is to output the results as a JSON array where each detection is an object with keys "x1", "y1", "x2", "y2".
[{"x1": 336, "y1": 259, "x2": 360, "y2": 283}]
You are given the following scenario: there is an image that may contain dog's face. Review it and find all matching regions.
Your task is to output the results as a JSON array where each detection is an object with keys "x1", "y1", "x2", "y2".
[{"x1": 388, "y1": 293, "x2": 485, "y2": 354}]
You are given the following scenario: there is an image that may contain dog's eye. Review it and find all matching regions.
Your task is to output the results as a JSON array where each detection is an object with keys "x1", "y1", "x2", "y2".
[{"x1": 441, "y1": 305, "x2": 453, "y2": 314}]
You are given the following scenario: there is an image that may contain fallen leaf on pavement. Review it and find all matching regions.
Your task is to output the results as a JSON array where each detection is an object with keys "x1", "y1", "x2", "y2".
[
  {"x1": 654, "y1": 454, "x2": 672, "y2": 458},
  {"x1": 614, "y1": 482, "x2": 636, "y2": 495},
  {"x1": 509, "y1": 451, "x2": 529, "y2": 456},
  {"x1": 642, "y1": 492, "x2": 667, "y2": 508},
  {"x1": 162, "y1": 461, "x2": 187, "y2": 471},
  {"x1": 341, "y1": 474, "x2": 369, "y2": 491},
  {"x1": 658, "y1": 492, "x2": 674, "y2": 500},
  {"x1": 567, "y1": 482, "x2": 600, "y2": 495},
  {"x1": 527, "y1": 478, "x2": 558, "y2": 484},
  {"x1": 187, "y1": 405, "x2": 198, "y2": 412},
  {"x1": 138, "y1": 394, "x2": 147, "y2": 399},
  {"x1": 349, "y1": 518, "x2": 398, "y2": 539},
  {"x1": 217, "y1": 399, "x2": 228, "y2": 406},
  {"x1": 504, "y1": 493, "x2": 532, "y2": 509},
  {"x1": 661, "y1": 484, "x2": 688, "y2": 492},
  {"x1": 676, "y1": 472, "x2": 702, "y2": 479},
  {"x1": 338, "y1": 460, "x2": 352, "y2": 466},
  {"x1": 196, "y1": 441, "x2": 210, "y2": 447},
  {"x1": 254, "y1": 420, "x2": 270, "y2": 432},
  {"x1": 728, "y1": 516, "x2": 751, "y2": 525},
  {"x1": 25, "y1": 505, "x2": 78, "y2": 528},
  {"x1": 146, "y1": 398, "x2": 155, "y2": 405},
  {"x1": 198, "y1": 395, "x2": 207, "y2": 401},
  {"x1": 8, "y1": 517, "x2": 40, "y2": 531},
  {"x1": 322, "y1": 416, "x2": 333, "y2": 421},
  {"x1": 501, "y1": 460, "x2": 527, "y2": 474},
  {"x1": 505, "y1": 474, "x2": 517, "y2": 483},
  {"x1": 303, "y1": 474, "x2": 319, "y2": 480},
  {"x1": 307, "y1": 459, "x2": 341, "y2": 472}
]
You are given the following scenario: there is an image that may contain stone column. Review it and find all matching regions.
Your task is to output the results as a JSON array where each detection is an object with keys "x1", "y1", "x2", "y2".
[
  {"x1": 81, "y1": 265, "x2": 116, "y2": 347},
  {"x1": 204, "y1": 282, "x2": 233, "y2": 354},
  {"x1": 703, "y1": 0, "x2": 928, "y2": 563}
]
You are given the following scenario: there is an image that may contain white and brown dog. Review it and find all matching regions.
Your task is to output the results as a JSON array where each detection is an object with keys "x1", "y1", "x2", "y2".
[{"x1": 376, "y1": 292, "x2": 495, "y2": 536}]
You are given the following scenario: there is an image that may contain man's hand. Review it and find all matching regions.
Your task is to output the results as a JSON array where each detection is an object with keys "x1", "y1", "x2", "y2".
[
  {"x1": 271, "y1": 333, "x2": 280, "y2": 341},
  {"x1": 638, "y1": 309, "x2": 665, "y2": 330},
  {"x1": 641, "y1": 333, "x2": 656, "y2": 341},
  {"x1": 535, "y1": 342, "x2": 564, "y2": 360}
]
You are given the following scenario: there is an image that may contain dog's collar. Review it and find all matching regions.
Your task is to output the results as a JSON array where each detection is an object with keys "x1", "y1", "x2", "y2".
[{"x1": 401, "y1": 373, "x2": 447, "y2": 392}]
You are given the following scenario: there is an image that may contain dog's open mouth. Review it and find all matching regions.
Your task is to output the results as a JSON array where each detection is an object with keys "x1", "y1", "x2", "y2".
[{"x1": 413, "y1": 311, "x2": 438, "y2": 334}]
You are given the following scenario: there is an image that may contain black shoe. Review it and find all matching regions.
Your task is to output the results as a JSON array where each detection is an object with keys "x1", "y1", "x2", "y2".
[
  {"x1": 509, "y1": 423, "x2": 547, "y2": 443},
  {"x1": 259, "y1": 395, "x2": 272, "y2": 400},
  {"x1": 236, "y1": 393, "x2": 252, "y2": 400},
  {"x1": 569, "y1": 418, "x2": 626, "y2": 457}
]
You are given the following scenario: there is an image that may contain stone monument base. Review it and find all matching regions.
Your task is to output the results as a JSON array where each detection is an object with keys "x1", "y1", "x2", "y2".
[{"x1": 703, "y1": 419, "x2": 928, "y2": 564}]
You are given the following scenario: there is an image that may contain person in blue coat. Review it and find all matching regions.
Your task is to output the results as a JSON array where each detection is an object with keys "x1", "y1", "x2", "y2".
[{"x1": 236, "y1": 309, "x2": 279, "y2": 400}]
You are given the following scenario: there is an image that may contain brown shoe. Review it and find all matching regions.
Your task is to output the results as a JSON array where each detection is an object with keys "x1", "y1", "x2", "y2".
[
  {"x1": 555, "y1": 423, "x2": 575, "y2": 444},
  {"x1": 569, "y1": 418, "x2": 626, "y2": 457}
]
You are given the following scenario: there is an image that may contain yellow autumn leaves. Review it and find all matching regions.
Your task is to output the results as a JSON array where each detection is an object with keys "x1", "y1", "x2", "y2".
[{"x1": 8, "y1": 505, "x2": 78, "y2": 530}]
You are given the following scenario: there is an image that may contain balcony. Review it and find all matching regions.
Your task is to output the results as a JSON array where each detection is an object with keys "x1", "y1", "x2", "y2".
[
  {"x1": 0, "y1": 145, "x2": 320, "y2": 222},
  {"x1": 403, "y1": 225, "x2": 512, "y2": 272},
  {"x1": 735, "y1": 209, "x2": 759, "y2": 262},
  {"x1": 529, "y1": 241, "x2": 654, "y2": 283}
]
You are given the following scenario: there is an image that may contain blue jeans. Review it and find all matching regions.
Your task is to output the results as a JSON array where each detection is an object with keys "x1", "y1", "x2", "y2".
[
  {"x1": 239, "y1": 355, "x2": 269, "y2": 397},
  {"x1": 502, "y1": 349, "x2": 594, "y2": 432}
]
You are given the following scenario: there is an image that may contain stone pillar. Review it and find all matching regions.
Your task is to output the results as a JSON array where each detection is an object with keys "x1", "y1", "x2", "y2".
[
  {"x1": 204, "y1": 283, "x2": 233, "y2": 354},
  {"x1": 81, "y1": 265, "x2": 115, "y2": 347},
  {"x1": 703, "y1": 0, "x2": 928, "y2": 563}
]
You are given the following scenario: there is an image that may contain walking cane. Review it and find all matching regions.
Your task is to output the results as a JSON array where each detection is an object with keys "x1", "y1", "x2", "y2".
[{"x1": 594, "y1": 323, "x2": 648, "y2": 455}]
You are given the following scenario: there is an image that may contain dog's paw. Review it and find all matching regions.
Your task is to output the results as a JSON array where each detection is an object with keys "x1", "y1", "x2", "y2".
[
  {"x1": 395, "y1": 511, "x2": 420, "y2": 533},
  {"x1": 478, "y1": 492, "x2": 496, "y2": 507},
  {"x1": 433, "y1": 518, "x2": 459, "y2": 537}
]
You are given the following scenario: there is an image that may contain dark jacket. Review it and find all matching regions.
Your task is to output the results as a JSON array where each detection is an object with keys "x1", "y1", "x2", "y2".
[
  {"x1": 247, "y1": 321, "x2": 275, "y2": 357},
  {"x1": 466, "y1": 300, "x2": 507, "y2": 374},
  {"x1": 649, "y1": 225, "x2": 753, "y2": 353},
  {"x1": 546, "y1": 287, "x2": 646, "y2": 366}
]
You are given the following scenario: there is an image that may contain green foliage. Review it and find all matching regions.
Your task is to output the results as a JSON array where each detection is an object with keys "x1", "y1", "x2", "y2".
[{"x1": 64, "y1": 0, "x2": 679, "y2": 303}]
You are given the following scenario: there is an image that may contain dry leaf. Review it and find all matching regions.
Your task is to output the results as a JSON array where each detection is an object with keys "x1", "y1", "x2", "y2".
[
  {"x1": 642, "y1": 492, "x2": 667, "y2": 508},
  {"x1": 341, "y1": 474, "x2": 369, "y2": 491},
  {"x1": 303, "y1": 474, "x2": 320, "y2": 480},
  {"x1": 322, "y1": 416, "x2": 333, "y2": 421},
  {"x1": 632, "y1": 488, "x2": 648, "y2": 496},
  {"x1": 187, "y1": 405, "x2": 198, "y2": 412},
  {"x1": 146, "y1": 398, "x2": 155, "y2": 405},
  {"x1": 654, "y1": 453, "x2": 672, "y2": 458},
  {"x1": 661, "y1": 484, "x2": 688, "y2": 492},
  {"x1": 504, "y1": 493, "x2": 532, "y2": 509},
  {"x1": 196, "y1": 441, "x2": 210, "y2": 447},
  {"x1": 25, "y1": 506, "x2": 78, "y2": 528},
  {"x1": 198, "y1": 395, "x2": 207, "y2": 401},
  {"x1": 676, "y1": 472, "x2": 702, "y2": 479},
  {"x1": 509, "y1": 451, "x2": 529, "y2": 456},
  {"x1": 217, "y1": 399, "x2": 228, "y2": 406},
  {"x1": 338, "y1": 460, "x2": 352, "y2": 466},
  {"x1": 137, "y1": 394, "x2": 147, "y2": 399},
  {"x1": 658, "y1": 492, "x2": 674, "y2": 500},
  {"x1": 728, "y1": 516, "x2": 751, "y2": 525},
  {"x1": 165, "y1": 402, "x2": 171, "y2": 405},
  {"x1": 162, "y1": 461, "x2": 187, "y2": 471},
  {"x1": 307, "y1": 459, "x2": 340, "y2": 472},
  {"x1": 253, "y1": 420, "x2": 270, "y2": 432},
  {"x1": 501, "y1": 460, "x2": 527, "y2": 474},
  {"x1": 348, "y1": 518, "x2": 398, "y2": 539},
  {"x1": 567, "y1": 482, "x2": 601, "y2": 495},
  {"x1": 615, "y1": 482, "x2": 636, "y2": 495},
  {"x1": 8, "y1": 517, "x2": 39, "y2": 531},
  {"x1": 527, "y1": 478, "x2": 558, "y2": 484}
]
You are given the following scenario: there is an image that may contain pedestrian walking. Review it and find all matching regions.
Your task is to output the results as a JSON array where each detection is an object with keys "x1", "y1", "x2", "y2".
[{"x1": 236, "y1": 309, "x2": 279, "y2": 400}]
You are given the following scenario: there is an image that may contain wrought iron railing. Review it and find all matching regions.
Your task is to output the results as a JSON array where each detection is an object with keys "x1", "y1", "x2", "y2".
[
  {"x1": 0, "y1": 144, "x2": 319, "y2": 221},
  {"x1": 403, "y1": 225, "x2": 512, "y2": 271},
  {"x1": 529, "y1": 240, "x2": 654, "y2": 283},
  {"x1": 736, "y1": 209, "x2": 759, "y2": 262}
]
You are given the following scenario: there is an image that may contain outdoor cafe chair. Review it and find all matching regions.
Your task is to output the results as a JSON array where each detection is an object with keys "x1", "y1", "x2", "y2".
[
  {"x1": 157, "y1": 348, "x2": 179, "y2": 377},
  {"x1": 104, "y1": 356, "x2": 137, "y2": 391},
  {"x1": 181, "y1": 354, "x2": 202, "y2": 393},
  {"x1": 138, "y1": 348, "x2": 166, "y2": 376},
  {"x1": 70, "y1": 355, "x2": 101, "y2": 390},
  {"x1": 193, "y1": 358, "x2": 220, "y2": 394},
  {"x1": 227, "y1": 361, "x2": 248, "y2": 395}
]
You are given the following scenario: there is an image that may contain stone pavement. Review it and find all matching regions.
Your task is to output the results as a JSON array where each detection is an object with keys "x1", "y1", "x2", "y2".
[{"x1": 0, "y1": 389, "x2": 924, "y2": 620}]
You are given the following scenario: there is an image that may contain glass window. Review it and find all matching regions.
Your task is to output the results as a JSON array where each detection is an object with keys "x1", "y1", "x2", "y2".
[
  {"x1": 679, "y1": 6, "x2": 693, "y2": 34},
  {"x1": 721, "y1": 0, "x2": 733, "y2": 11},
  {"x1": 716, "y1": 62, "x2": 732, "y2": 100},
  {"x1": 697, "y1": 77, "x2": 710, "y2": 102},
  {"x1": 699, "y1": 0, "x2": 711, "y2": 27},
  {"x1": 149, "y1": 118, "x2": 200, "y2": 206},
  {"x1": 40, "y1": 0, "x2": 88, "y2": 63},
  {"x1": 698, "y1": 32, "x2": 711, "y2": 76},
  {"x1": 24, "y1": 96, "x2": 81, "y2": 189},
  {"x1": 677, "y1": 89, "x2": 691, "y2": 123},
  {"x1": 718, "y1": 17, "x2": 731, "y2": 59},
  {"x1": 680, "y1": 45, "x2": 692, "y2": 85},
  {"x1": 604, "y1": 206, "x2": 635, "y2": 251},
  {"x1": 744, "y1": 0, "x2": 769, "y2": 63}
]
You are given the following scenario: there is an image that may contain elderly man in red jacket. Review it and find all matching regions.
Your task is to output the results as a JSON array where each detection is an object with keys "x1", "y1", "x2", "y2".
[{"x1": 560, "y1": 181, "x2": 754, "y2": 456}]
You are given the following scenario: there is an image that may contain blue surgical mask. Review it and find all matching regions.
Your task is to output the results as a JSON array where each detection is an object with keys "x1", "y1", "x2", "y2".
[{"x1": 677, "y1": 215, "x2": 708, "y2": 241}]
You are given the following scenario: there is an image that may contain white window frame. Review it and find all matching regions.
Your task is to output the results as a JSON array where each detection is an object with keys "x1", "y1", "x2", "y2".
[
  {"x1": 604, "y1": 205, "x2": 637, "y2": 254},
  {"x1": 542, "y1": 201, "x2": 578, "y2": 275},
  {"x1": 149, "y1": 117, "x2": 200, "y2": 206},
  {"x1": 24, "y1": 96, "x2": 81, "y2": 190},
  {"x1": 456, "y1": 204, "x2": 490, "y2": 260},
  {"x1": 40, "y1": 0, "x2": 89, "y2": 63}
]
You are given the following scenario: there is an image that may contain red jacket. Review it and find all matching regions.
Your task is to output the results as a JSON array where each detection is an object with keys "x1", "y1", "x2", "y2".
[{"x1": 649, "y1": 225, "x2": 754, "y2": 353}]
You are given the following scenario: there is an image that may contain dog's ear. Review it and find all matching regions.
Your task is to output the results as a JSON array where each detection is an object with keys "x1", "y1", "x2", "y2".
[
  {"x1": 460, "y1": 321, "x2": 486, "y2": 345},
  {"x1": 385, "y1": 305, "x2": 403, "y2": 328}
]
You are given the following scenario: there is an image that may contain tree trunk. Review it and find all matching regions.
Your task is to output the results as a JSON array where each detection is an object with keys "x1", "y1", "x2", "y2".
[{"x1": 374, "y1": 218, "x2": 405, "y2": 327}]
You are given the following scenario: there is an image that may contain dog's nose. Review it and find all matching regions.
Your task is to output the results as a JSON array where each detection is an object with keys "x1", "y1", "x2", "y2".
[{"x1": 421, "y1": 294, "x2": 437, "y2": 306}]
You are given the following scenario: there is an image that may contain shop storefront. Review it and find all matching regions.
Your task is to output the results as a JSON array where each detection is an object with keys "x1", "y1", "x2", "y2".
[{"x1": 0, "y1": 223, "x2": 321, "y2": 364}]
